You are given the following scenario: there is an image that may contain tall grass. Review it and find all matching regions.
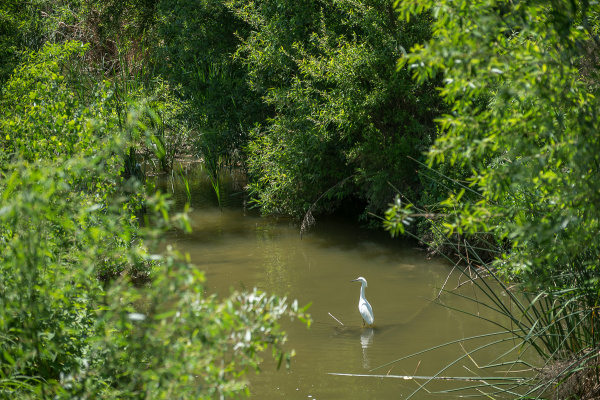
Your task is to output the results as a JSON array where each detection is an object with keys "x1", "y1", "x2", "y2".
[
  {"x1": 380, "y1": 163, "x2": 600, "y2": 399},
  {"x1": 66, "y1": 41, "x2": 191, "y2": 177},
  {"x1": 207, "y1": 167, "x2": 222, "y2": 211},
  {"x1": 202, "y1": 148, "x2": 222, "y2": 210},
  {"x1": 178, "y1": 165, "x2": 192, "y2": 205}
]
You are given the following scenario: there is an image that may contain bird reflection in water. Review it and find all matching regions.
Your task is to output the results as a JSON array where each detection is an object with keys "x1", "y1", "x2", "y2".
[{"x1": 360, "y1": 327, "x2": 374, "y2": 369}]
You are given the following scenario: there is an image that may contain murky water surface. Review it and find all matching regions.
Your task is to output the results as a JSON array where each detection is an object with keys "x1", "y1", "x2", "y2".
[{"x1": 157, "y1": 167, "x2": 532, "y2": 399}]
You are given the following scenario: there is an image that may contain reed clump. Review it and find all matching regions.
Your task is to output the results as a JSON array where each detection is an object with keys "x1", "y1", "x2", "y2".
[{"x1": 541, "y1": 352, "x2": 600, "y2": 400}]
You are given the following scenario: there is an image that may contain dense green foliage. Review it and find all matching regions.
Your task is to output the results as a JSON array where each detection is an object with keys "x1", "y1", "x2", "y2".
[
  {"x1": 83, "y1": 0, "x2": 445, "y2": 219},
  {"x1": 384, "y1": 0, "x2": 600, "y2": 397},
  {"x1": 394, "y1": 0, "x2": 600, "y2": 298},
  {"x1": 0, "y1": 0, "x2": 47, "y2": 83},
  {"x1": 152, "y1": 0, "x2": 267, "y2": 167},
  {"x1": 6, "y1": 0, "x2": 600, "y2": 397},
  {"x1": 228, "y1": 0, "x2": 444, "y2": 217},
  {"x1": 51, "y1": 0, "x2": 443, "y2": 219},
  {"x1": 0, "y1": 41, "x2": 309, "y2": 399}
]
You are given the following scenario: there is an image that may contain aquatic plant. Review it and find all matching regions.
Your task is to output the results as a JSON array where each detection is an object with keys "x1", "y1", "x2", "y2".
[
  {"x1": 202, "y1": 147, "x2": 223, "y2": 210},
  {"x1": 178, "y1": 166, "x2": 192, "y2": 205}
]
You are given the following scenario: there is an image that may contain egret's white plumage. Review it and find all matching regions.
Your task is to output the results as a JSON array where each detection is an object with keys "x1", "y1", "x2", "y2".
[{"x1": 351, "y1": 277, "x2": 374, "y2": 326}]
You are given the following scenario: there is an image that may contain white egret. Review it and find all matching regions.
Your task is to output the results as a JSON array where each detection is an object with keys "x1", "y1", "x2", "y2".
[{"x1": 351, "y1": 277, "x2": 374, "y2": 326}]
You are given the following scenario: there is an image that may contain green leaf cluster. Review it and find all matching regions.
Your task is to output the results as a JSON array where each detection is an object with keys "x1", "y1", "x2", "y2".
[
  {"x1": 397, "y1": 0, "x2": 600, "y2": 283},
  {"x1": 0, "y1": 0, "x2": 87, "y2": 86},
  {"x1": 392, "y1": 0, "x2": 600, "y2": 387}
]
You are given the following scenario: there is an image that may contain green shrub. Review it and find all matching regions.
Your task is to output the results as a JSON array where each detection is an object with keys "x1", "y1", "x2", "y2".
[
  {"x1": 0, "y1": 41, "x2": 310, "y2": 399},
  {"x1": 385, "y1": 0, "x2": 600, "y2": 397},
  {"x1": 230, "y1": 0, "x2": 445, "y2": 217}
]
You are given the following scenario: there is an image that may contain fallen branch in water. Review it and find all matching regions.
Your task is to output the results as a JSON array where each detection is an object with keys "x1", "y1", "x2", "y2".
[{"x1": 327, "y1": 373, "x2": 525, "y2": 382}]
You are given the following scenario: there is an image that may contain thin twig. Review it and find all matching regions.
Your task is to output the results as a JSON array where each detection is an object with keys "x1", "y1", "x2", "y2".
[
  {"x1": 328, "y1": 372, "x2": 524, "y2": 382},
  {"x1": 328, "y1": 312, "x2": 344, "y2": 326},
  {"x1": 300, "y1": 175, "x2": 354, "y2": 238},
  {"x1": 436, "y1": 264, "x2": 457, "y2": 300},
  {"x1": 412, "y1": 360, "x2": 422, "y2": 377},
  {"x1": 460, "y1": 342, "x2": 480, "y2": 368}
]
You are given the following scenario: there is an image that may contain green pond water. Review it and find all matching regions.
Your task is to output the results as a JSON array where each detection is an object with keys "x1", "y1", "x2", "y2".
[{"x1": 155, "y1": 165, "x2": 537, "y2": 400}]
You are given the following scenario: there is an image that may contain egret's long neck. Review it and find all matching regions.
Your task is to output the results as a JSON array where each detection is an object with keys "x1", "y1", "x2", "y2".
[{"x1": 360, "y1": 282, "x2": 366, "y2": 300}]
